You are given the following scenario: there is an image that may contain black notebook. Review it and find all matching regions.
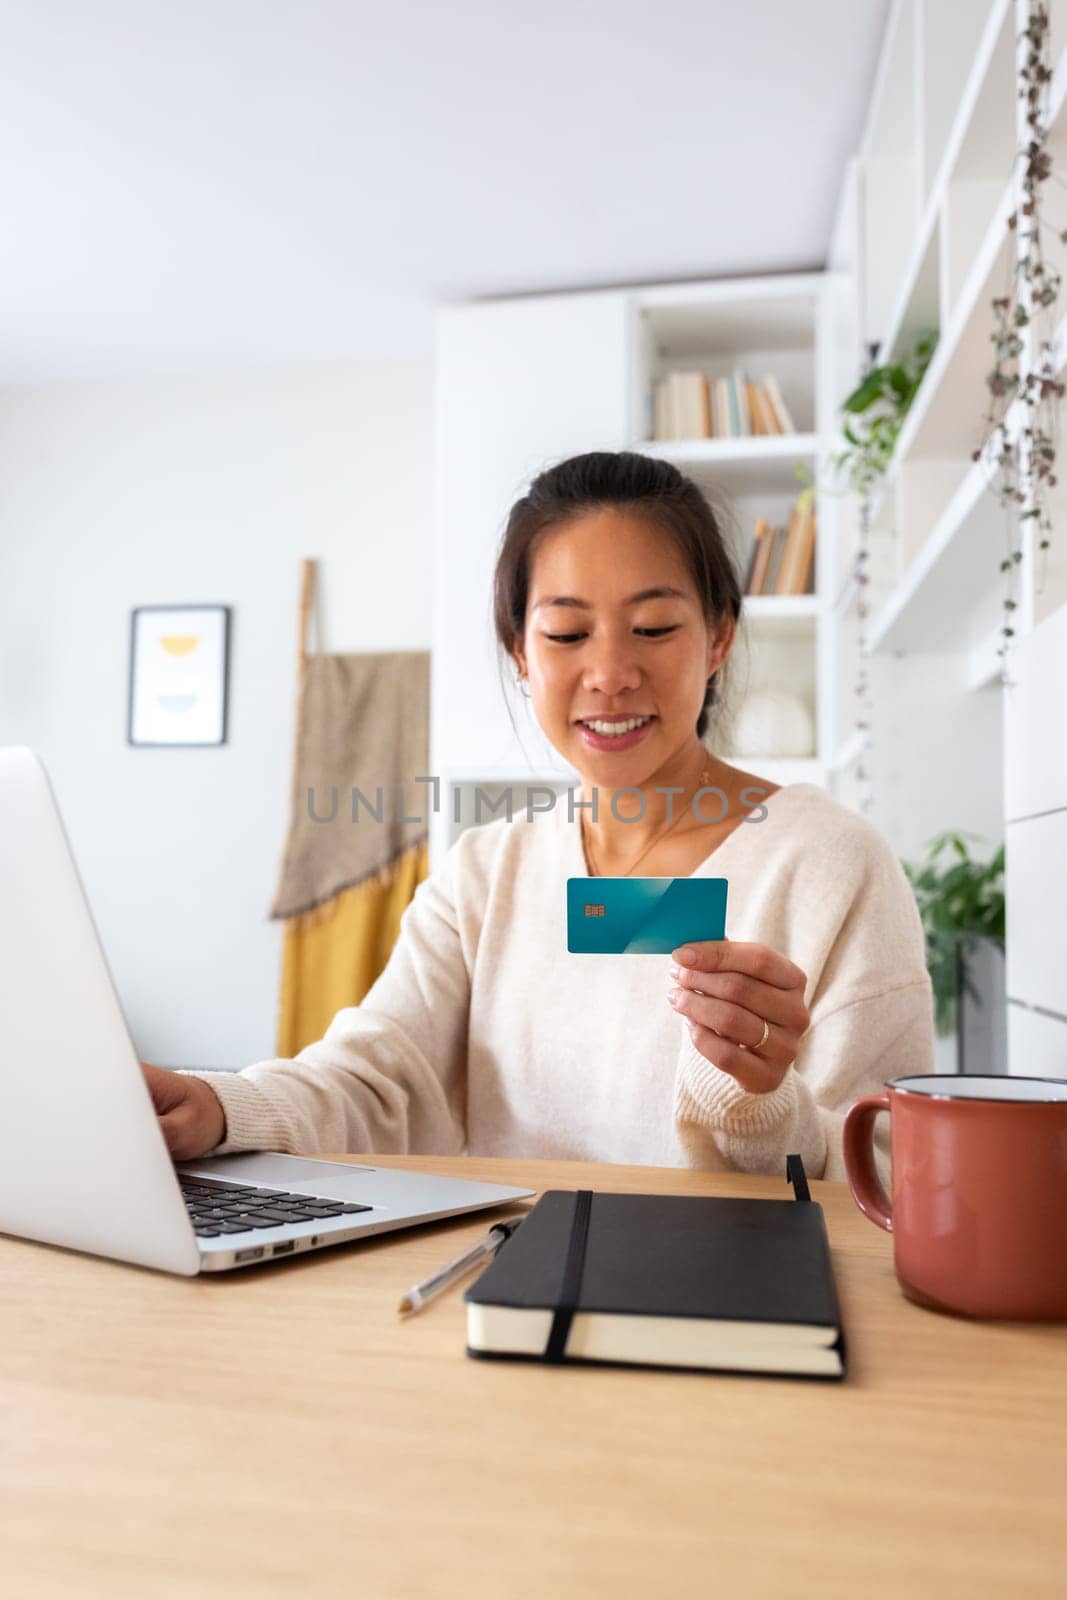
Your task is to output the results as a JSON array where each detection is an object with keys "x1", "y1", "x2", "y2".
[{"x1": 464, "y1": 1158, "x2": 845, "y2": 1380}]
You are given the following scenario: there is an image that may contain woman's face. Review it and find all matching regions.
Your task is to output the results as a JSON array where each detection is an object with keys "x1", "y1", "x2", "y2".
[{"x1": 513, "y1": 508, "x2": 734, "y2": 786}]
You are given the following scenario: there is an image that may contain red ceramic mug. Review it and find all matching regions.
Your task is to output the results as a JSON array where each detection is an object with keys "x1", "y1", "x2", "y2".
[{"x1": 844, "y1": 1074, "x2": 1067, "y2": 1321}]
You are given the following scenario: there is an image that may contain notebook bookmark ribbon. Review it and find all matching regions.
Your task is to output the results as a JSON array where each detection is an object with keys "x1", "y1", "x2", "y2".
[{"x1": 543, "y1": 1188, "x2": 593, "y2": 1363}]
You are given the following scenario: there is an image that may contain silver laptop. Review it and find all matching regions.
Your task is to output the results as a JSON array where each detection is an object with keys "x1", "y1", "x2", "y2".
[{"x1": 0, "y1": 747, "x2": 532, "y2": 1274}]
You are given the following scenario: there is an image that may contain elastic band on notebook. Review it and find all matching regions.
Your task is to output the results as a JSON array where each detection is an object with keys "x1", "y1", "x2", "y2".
[
  {"x1": 544, "y1": 1189, "x2": 593, "y2": 1363},
  {"x1": 786, "y1": 1153, "x2": 811, "y2": 1202}
]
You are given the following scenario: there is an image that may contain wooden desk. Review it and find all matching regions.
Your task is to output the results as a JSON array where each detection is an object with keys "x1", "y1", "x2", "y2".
[{"x1": 3, "y1": 1156, "x2": 1065, "y2": 1598}]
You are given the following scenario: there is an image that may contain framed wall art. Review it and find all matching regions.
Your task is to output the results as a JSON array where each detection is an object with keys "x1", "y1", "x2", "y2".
[{"x1": 127, "y1": 604, "x2": 231, "y2": 747}]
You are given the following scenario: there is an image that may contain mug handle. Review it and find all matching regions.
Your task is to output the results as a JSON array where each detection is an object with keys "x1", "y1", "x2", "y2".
[{"x1": 843, "y1": 1093, "x2": 893, "y2": 1232}]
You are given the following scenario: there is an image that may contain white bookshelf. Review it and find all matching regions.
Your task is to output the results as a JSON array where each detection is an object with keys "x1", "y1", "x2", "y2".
[
  {"x1": 830, "y1": 0, "x2": 1067, "y2": 1083},
  {"x1": 627, "y1": 274, "x2": 837, "y2": 790},
  {"x1": 430, "y1": 275, "x2": 842, "y2": 865},
  {"x1": 846, "y1": 0, "x2": 1067, "y2": 673},
  {"x1": 640, "y1": 434, "x2": 821, "y2": 498}
]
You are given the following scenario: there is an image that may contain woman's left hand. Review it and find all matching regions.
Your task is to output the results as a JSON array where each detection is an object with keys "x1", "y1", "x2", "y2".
[{"x1": 667, "y1": 940, "x2": 810, "y2": 1094}]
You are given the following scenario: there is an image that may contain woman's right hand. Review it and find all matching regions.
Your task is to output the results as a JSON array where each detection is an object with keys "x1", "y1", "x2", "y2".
[{"x1": 142, "y1": 1062, "x2": 226, "y2": 1159}]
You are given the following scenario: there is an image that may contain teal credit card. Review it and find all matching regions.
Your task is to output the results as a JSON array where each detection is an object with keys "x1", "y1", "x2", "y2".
[{"x1": 567, "y1": 877, "x2": 728, "y2": 954}]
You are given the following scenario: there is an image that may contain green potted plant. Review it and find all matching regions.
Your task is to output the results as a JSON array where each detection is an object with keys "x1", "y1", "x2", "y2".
[
  {"x1": 901, "y1": 831, "x2": 1005, "y2": 1042},
  {"x1": 830, "y1": 329, "x2": 938, "y2": 499}
]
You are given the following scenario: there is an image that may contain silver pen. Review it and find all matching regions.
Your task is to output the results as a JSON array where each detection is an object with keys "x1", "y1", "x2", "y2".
[{"x1": 397, "y1": 1217, "x2": 525, "y2": 1315}]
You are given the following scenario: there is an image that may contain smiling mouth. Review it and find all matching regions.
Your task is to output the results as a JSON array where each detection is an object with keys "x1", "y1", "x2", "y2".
[{"x1": 576, "y1": 715, "x2": 655, "y2": 735}]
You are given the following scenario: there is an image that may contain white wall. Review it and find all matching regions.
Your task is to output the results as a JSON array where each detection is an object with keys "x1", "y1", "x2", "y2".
[
  {"x1": 872, "y1": 652, "x2": 1004, "y2": 864},
  {"x1": 0, "y1": 360, "x2": 433, "y2": 1068}
]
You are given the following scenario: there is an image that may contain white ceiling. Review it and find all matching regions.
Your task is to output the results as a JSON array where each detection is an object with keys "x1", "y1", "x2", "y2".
[{"x1": 0, "y1": 0, "x2": 890, "y2": 382}]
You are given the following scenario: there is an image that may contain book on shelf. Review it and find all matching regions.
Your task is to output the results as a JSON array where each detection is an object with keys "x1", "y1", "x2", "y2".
[
  {"x1": 772, "y1": 507, "x2": 800, "y2": 596},
  {"x1": 762, "y1": 525, "x2": 786, "y2": 594},
  {"x1": 745, "y1": 518, "x2": 776, "y2": 595},
  {"x1": 650, "y1": 370, "x2": 798, "y2": 442},
  {"x1": 670, "y1": 371, "x2": 707, "y2": 439},
  {"x1": 744, "y1": 498, "x2": 817, "y2": 597},
  {"x1": 764, "y1": 374, "x2": 797, "y2": 434},
  {"x1": 742, "y1": 517, "x2": 770, "y2": 592},
  {"x1": 725, "y1": 374, "x2": 741, "y2": 436},
  {"x1": 745, "y1": 379, "x2": 773, "y2": 437},
  {"x1": 734, "y1": 374, "x2": 752, "y2": 434},
  {"x1": 774, "y1": 499, "x2": 817, "y2": 596},
  {"x1": 713, "y1": 377, "x2": 729, "y2": 438}
]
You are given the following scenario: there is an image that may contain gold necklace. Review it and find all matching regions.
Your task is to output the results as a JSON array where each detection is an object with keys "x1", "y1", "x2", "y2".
[{"x1": 582, "y1": 757, "x2": 715, "y2": 877}]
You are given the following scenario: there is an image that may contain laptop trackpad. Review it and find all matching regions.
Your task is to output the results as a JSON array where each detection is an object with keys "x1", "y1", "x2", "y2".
[{"x1": 183, "y1": 1153, "x2": 376, "y2": 1194}]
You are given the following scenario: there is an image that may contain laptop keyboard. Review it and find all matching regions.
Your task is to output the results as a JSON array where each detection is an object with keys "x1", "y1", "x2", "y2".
[{"x1": 179, "y1": 1173, "x2": 372, "y2": 1238}]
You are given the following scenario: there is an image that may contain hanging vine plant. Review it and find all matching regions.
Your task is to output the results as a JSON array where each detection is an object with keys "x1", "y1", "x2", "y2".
[
  {"x1": 975, "y1": 1, "x2": 1065, "y2": 658},
  {"x1": 816, "y1": 330, "x2": 937, "y2": 812}
]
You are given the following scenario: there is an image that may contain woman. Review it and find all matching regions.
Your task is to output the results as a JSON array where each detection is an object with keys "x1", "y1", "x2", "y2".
[{"x1": 146, "y1": 451, "x2": 933, "y2": 1179}]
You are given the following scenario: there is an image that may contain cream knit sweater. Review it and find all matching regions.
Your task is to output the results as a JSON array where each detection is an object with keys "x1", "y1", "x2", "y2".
[{"x1": 186, "y1": 783, "x2": 933, "y2": 1181}]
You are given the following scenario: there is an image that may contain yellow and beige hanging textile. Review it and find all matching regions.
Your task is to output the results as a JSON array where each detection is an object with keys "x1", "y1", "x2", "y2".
[{"x1": 271, "y1": 561, "x2": 430, "y2": 1057}]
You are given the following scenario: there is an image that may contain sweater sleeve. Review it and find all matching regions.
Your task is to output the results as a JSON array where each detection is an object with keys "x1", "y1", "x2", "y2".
[
  {"x1": 180, "y1": 841, "x2": 472, "y2": 1158},
  {"x1": 673, "y1": 976, "x2": 933, "y2": 1180},
  {"x1": 673, "y1": 804, "x2": 934, "y2": 1181}
]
